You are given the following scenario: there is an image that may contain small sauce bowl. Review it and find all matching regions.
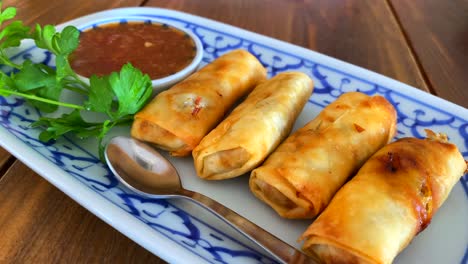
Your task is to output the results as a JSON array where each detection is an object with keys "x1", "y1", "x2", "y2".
[{"x1": 71, "y1": 16, "x2": 203, "y2": 94}]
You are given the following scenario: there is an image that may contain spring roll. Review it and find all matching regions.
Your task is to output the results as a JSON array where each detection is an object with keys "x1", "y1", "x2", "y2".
[
  {"x1": 131, "y1": 49, "x2": 267, "y2": 156},
  {"x1": 300, "y1": 131, "x2": 467, "y2": 264},
  {"x1": 249, "y1": 92, "x2": 397, "y2": 219},
  {"x1": 193, "y1": 72, "x2": 314, "y2": 180}
]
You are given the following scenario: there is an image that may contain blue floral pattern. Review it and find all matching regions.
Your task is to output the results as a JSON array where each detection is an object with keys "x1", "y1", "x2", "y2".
[{"x1": 0, "y1": 12, "x2": 467, "y2": 264}]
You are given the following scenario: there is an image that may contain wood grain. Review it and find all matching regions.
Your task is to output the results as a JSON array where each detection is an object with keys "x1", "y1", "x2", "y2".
[
  {"x1": 389, "y1": 0, "x2": 468, "y2": 107},
  {"x1": 147, "y1": 0, "x2": 429, "y2": 91},
  {"x1": 0, "y1": 147, "x2": 14, "y2": 179},
  {"x1": 1, "y1": 0, "x2": 144, "y2": 25},
  {"x1": 0, "y1": 161, "x2": 165, "y2": 263}
]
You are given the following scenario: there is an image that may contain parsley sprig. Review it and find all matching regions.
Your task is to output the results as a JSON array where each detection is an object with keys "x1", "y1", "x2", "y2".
[{"x1": 0, "y1": 5, "x2": 153, "y2": 160}]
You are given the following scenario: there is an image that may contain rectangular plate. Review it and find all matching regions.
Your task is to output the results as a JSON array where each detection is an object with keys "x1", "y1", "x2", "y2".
[{"x1": 1, "y1": 7, "x2": 467, "y2": 264}]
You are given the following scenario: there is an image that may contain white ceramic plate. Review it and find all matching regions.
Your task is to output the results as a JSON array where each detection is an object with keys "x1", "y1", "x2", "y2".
[{"x1": 0, "y1": 7, "x2": 467, "y2": 264}]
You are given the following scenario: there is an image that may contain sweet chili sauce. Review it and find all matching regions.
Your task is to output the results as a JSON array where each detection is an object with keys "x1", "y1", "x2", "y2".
[{"x1": 70, "y1": 22, "x2": 196, "y2": 79}]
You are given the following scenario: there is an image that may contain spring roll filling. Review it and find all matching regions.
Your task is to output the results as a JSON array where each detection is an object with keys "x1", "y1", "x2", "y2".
[
  {"x1": 307, "y1": 241, "x2": 376, "y2": 264},
  {"x1": 133, "y1": 118, "x2": 188, "y2": 152},
  {"x1": 252, "y1": 175, "x2": 318, "y2": 218},
  {"x1": 253, "y1": 178, "x2": 296, "y2": 208},
  {"x1": 201, "y1": 147, "x2": 251, "y2": 178}
]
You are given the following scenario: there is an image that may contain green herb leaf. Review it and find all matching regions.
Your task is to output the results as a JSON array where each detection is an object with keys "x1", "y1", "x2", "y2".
[
  {"x1": 54, "y1": 26, "x2": 79, "y2": 55},
  {"x1": 13, "y1": 60, "x2": 56, "y2": 91},
  {"x1": 55, "y1": 54, "x2": 72, "y2": 81},
  {"x1": 31, "y1": 82, "x2": 64, "y2": 112},
  {"x1": 0, "y1": 20, "x2": 30, "y2": 49},
  {"x1": 84, "y1": 74, "x2": 113, "y2": 113},
  {"x1": 52, "y1": 26, "x2": 80, "y2": 83},
  {"x1": 0, "y1": 71, "x2": 15, "y2": 95},
  {"x1": 34, "y1": 24, "x2": 57, "y2": 54},
  {"x1": 12, "y1": 60, "x2": 64, "y2": 112},
  {"x1": 108, "y1": 63, "x2": 152, "y2": 118},
  {"x1": 0, "y1": 6, "x2": 16, "y2": 26},
  {"x1": 32, "y1": 109, "x2": 99, "y2": 141},
  {"x1": 97, "y1": 120, "x2": 114, "y2": 161},
  {"x1": 34, "y1": 24, "x2": 79, "y2": 57},
  {"x1": 0, "y1": 6, "x2": 31, "y2": 69}
]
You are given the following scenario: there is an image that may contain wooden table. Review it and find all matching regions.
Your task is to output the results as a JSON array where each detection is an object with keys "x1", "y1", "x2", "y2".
[{"x1": 0, "y1": 0, "x2": 466, "y2": 262}]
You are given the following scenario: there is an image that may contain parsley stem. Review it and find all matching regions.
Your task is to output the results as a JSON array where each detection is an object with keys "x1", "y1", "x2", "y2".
[
  {"x1": 0, "y1": 88, "x2": 84, "y2": 110},
  {"x1": 113, "y1": 117, "x2": 133, "y2": 126},
  {"x1": 70, "y1": 73, "x2": 91, "y2": 90},
  {"x1": 0, "y1": 52, "x2": 22, "y2": 69},
  {"x1": 64, "y1": 85, "x2": 88, "y2": 95}
]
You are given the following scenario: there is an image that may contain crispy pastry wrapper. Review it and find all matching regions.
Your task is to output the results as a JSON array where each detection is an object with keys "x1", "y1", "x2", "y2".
[
  {"x1": 249, "y1": 92, "x2": 397, "y2": 219},
  {"x1": 300, "y1": 132, "x2": 467, "y2": 264},
  {"x1": 131, "y1": 49, "x2": 267, "y2": 156},
  {"x1": 192, "y1": 72, "x2": 314, "y2": 180}
]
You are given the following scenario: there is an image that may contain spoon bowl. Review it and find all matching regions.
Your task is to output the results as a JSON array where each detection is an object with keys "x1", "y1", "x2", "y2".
[
  {"x1": 105, "y1": 136, "x2": 318, "y2": 264},
  {"x1": 105, "y1": 136, "x2": 181, "y2": 196}
]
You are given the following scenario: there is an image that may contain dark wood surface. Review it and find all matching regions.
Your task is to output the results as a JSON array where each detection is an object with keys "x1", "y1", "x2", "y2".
[
  {"x1": 0, "y1": 162, "x2": 163, "y2": 263},
  {"x1": 149, "y1": 0, "x2": 429, "y2": 91},
  {"x1": 0, "y1": 147, "x2": 13, "y2": 178},
  {"x1": 0, "y1": 0, "x2": 466, "y2": 263},
  {"x1": 389, "y1": 0, "x2": 468, "y2": 107},
  {"x1": 2, "y1": 0, "x2": 144, "y2": 25}
]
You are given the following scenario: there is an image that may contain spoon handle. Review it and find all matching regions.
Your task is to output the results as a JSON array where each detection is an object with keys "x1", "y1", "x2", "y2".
[{"x1": 178, "y1": 188, "x2": 319, "y2": 264}]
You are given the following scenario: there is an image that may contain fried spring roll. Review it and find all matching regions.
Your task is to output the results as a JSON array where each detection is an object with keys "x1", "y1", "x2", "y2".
[
  {"x1": 131, "y1": 49, "x2": 267, "y2": 156},
  {"x1": 192, "y1": 72, "x2": 314, "y2": 180},
  {"x1": 300, "y1": 131, "x2": 467, "y2": 264},
  {"x1": 249, "y1": 92, "x2": 397, "y2": 219}
]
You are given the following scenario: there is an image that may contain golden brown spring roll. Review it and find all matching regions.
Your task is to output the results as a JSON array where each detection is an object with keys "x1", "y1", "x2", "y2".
[
  {"x1": 300, "y1": 131, "x2": 467, "y2": 264},
  {"x1": 192, "y1": 72, "x2": 314, "y2": 180},
  {"x1": 249, "y1": 92, "x2": 397, "y2": 219},
  {"x1": 131, "y1": 49, "x2": 267, "y2": 156}
]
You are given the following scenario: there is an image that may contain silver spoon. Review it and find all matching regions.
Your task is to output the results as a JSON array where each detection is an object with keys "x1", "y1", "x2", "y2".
[{"x1": 105, "y1": 136, "x2": 318, "y2": 264}]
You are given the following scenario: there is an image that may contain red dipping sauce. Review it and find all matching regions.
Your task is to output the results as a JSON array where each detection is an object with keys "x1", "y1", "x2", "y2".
[{"x1": 70, "y1": 22, "x2": 196, "y2": 80}]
